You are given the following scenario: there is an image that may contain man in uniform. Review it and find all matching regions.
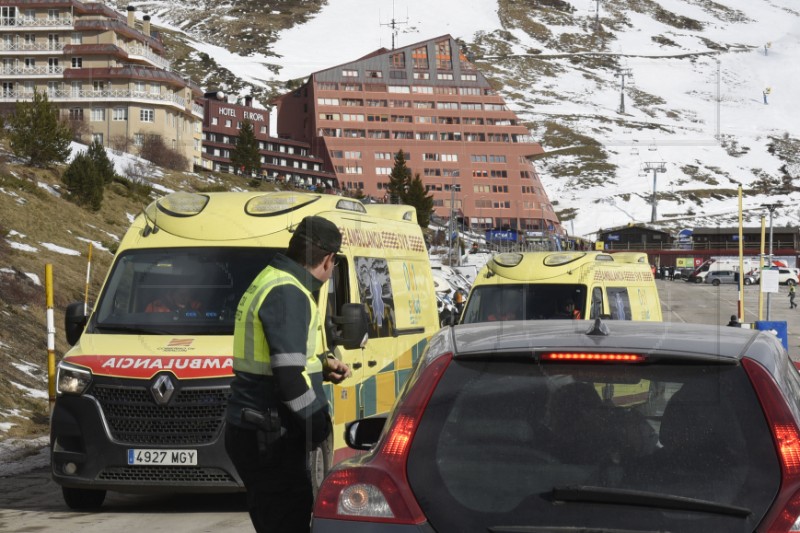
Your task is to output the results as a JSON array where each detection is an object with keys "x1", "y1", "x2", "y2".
[{"x1": 225, "y1": 215, "x2": 352, "y2": 533}]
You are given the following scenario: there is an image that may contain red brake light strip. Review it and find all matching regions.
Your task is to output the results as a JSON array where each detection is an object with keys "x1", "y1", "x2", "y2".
[{"x1": 542, "y1": 352, "x2": 645, "y2": 362}]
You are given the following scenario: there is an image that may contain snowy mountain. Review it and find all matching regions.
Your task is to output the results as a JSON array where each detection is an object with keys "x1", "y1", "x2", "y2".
[{"x1": 116, "y1": 0, "x2": 800, "y2": 237}]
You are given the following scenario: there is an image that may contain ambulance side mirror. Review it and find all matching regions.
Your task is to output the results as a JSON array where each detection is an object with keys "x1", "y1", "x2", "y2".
[
  {"x1": 65, "y1": 302, "x2": 88, "y2": 346},
  {"x1": 332, "y1": 303, "x2": 370, "y2": 349}
]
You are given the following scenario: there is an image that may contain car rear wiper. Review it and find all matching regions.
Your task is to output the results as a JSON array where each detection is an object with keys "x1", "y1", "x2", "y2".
[{"x1": 550, "y1": 485, "x2": 751, "y2": 517}]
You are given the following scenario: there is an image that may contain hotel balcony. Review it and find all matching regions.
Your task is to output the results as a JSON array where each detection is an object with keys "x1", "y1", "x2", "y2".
[
  {"x1": 0, "y1": 89, "x2": 188, "y2": 111},
  {"x1": 0, "y1": 17, "x2": 73, "y2": 30},
  {"x1": 0, "y1": 65, "x2": 64, "y2": 77},
  {"x1": 0, "y1": 41, "x2": 66, "y2": 53}
]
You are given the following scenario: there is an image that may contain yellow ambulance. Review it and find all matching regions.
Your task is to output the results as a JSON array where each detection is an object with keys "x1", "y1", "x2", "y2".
[
  {"x1": 460, "y1": 250, "x2": 662, "y2": 324},
  {"x1": 51, "y1": 191, "x2": 439, "y2": 509}
]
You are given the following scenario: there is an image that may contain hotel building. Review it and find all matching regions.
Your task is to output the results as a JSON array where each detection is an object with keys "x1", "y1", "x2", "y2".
[
  {"x1": 201, "y1": 94, "x2": 337, "y2": 189},
  {"x1": 0, "y1": 1, "x2": 203, "y2": 169},
  {"x1": 274, "y1": 34, "x2": 562, "y2": 235}
]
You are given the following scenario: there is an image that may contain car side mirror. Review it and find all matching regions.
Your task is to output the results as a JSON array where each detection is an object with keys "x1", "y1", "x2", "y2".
[
  {"x1": 65, "y1": 302, "x2": 88, "y2": 346},
  {"x1": 331, "y1": 303, "x2": 369, "y2": 350},
  {"x1": 345, "y1": 416, "x2": 387, "y2": 450}
]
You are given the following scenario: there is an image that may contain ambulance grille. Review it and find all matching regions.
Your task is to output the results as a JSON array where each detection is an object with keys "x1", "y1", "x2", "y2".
[
  {"x1": 91, "y1": 384, "x2": 231, "y2": 445},
  {"x1": 98, "y1": 465, "x2": 237, "y2": 485}
]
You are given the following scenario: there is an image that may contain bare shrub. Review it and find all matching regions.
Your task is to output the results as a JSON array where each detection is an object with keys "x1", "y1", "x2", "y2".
[{"x1": 138, "y1": 133, "x2": 189, "y2": 171}]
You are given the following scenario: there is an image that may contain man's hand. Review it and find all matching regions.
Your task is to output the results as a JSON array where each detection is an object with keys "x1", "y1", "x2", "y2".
[{"x1": 323, "y1": 353, "x2": 352, "y2": 384}]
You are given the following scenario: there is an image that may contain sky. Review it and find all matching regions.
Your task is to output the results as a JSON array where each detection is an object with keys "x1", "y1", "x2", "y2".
[{"x1": 179, "y1": 0, "x2": 800, "y2": 237}]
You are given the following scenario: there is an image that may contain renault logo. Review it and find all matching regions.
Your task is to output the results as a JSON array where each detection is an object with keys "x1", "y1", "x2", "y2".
[{"x1": 151, "y1": 374, "x2": 175, "y2": 405}]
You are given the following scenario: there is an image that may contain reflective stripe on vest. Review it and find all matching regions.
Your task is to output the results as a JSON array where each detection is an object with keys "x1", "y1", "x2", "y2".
[{"x1": 232, "y1": 266, "x2": 323, "y2": 383}]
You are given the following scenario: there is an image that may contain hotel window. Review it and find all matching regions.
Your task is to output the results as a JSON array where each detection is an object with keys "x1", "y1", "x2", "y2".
[
  {"x1": 71, "y1": 81, "x2": 80, "y2": 96},
  {"x1": 461, "y1": 102, "x2": 482, "y2": 110},
  {"x1": 343, "y1": 129, "x2": 365, "y2": 138},
  {"x1": 24, "y1": 34, "x2": 35, "y2": 45},
  {"x1": 260, "y1": 126, "x2": 267, "y2": 134},
  {"x1": 71, "y1": 57, "x2": 82, "y2": 68},
  {"x1": 376, "y1": 167, "x2": 392, "y2": 175},
  {"x1": 344, "y1": 151, "x2": 362, "y2": 159},
  {"x1": 461, "y1": 73, "x2": 477, "y2": 81},
  {"x1": 459, "y1": 87, "x2": 481, "y2": 95},
  {"x1": 415, "y1": 132, "x2": 437, "y2": 141},
  {"x1": 395, "y1": 151, "x2": 411, "y2": 160},
  {"x1": 417, "y1": 116, "x2": 436, "y2": 124},
  {"x1": 133, "y1": 133, "x2": 144, "y2": 146},
  {"x1": 48, "y1": 9, "x2": 59, "y2": 19},
  {"x1": 317, "y1": 82, "x2": 337, "y2": 90},
  {"x1": 412, "y1": 46, "x2": 429, "y2": 69},
  {"x1": 367, "y1": 114, "x2": 388, "y2": 122},
  {"x1": 330, "y1": 150, "x2": 344, "y2": 159},
  {"x1": 47, "y1": 81, "x2": 59, "y2": 96},
  {"x1": 91, "y1": 132, "x2": 103, "y2": 144},
  {"x1": 69, "y1": 108, "x2": 83, "y2": 120},
  {"x1": 90, "y1": 107, "x2": 105, "y2": 122},
  {"x1": 491, "y1": 170, "x2": 508, "y2": 178},
  {"x1": 437, "y1": 73, "x2": 454, "y2": 80},
  {"x1": 133, "y1": 81, "x2": 145, "y2": 94},
  {"x1": 434, "y1": 86, "x2": 457, "y2": 95},
  {"x1": 317, "y1": 97, "x2": 339, "y2": 105},
  {"x1": 150, "y1": 83, "x2": 160, "y2": 95},
  {"x1": 443, "y1": 169, "x2": 460, "y2": 177},
  {"x1": 411, "y1": 86, "x2": 433, "y2": 94},
  {"x1": 473, "y1": 169, "x2": 488, "y2": 178},
  {"x1": 112, "y1": 107, "x2": 127, "y2": 121},
  {"x1": 48, "y1": 58, "x2": 60, "y2": 73},
  {"x1": 436, "y1": 102, "x2": 458, "y2": 110},
  {"x1": 342, "y1": 98, "x2": 363, "y2": 106},
  {"x1": 393, "y1": 131, "x2": 413, "y2": 140},
  {"x1": 343, "y1": 114, "x2": 364, "y2": 121},
  {"x1": 225, "y1": 120, "x2": 232, "y2": 127},
  {"x1": 474, "y1": 185, "x2": 491, "y2": 194},
  {"x1": 140, "y1": 108, "x2": 155, "y2": 122},
  {"x1": 366, "y1": 70, "x2": 383, "y2": 78},
  {"x1": 435, "y1": 39, "x2": 452, "y2": 70},
  {"x1": 462, "y1": 117, "x2": 484, "y2": 125},
  {"x1": 342, "y1": 69, "x2": 358, "y2": 77},
  {"x1": 388, "y1": 99, "x2": 411, "y2": 108},
  {"x1": 390, "y1": 51, "x2": 405, "y2": 69},
  {"x1": 388, "y1": 85, "x2": 410, "y2": 93},
  {"x1": 489, "y1": 155, "x2": 507, "y2": 163},
  {"x1": 92, "y1": 81, "x2": 105, "y2": 92},
  {"x1": 389, "y1": 70, "x2": 407, "y2": 79},
  {"x1": 319, "y1": 113, "x2": 340, "y2": 120},
  {"x1": 422, "y1": 153, "x2": 439, "y2": 161},
  {"x1": 414, "y1": 101, "x2": 434, "y2": 109},
  {"x1": 342, "y1": 83, "x2": 361, "y2": 91},
  {"x1": 71, "y1": 33, "x2": 81, "y2": 45},
  {"x1": 211, "y1": 117, "x2": 218, "y2": 125},
  {"x1": 345, "y1": 166, "x2": 363, "y2": 174},
  {"x1": 366, "y1": 99, "x2": 387, "y2": 107},
  {"x1": 391, "y1": 115, "x2": 412, "y2": 123},
  {"x1": 485, "y1": 103, "x2": 507, "y2": 111},
  {"x1": 413, "y1": 72, "x2": 430, "y2": 80},
  {"x1": 368, "y1": 130, "x2": 390, "y2": 139},
  {"x1": 423, "y1": 168, "x2": 441, "y2": 177},
  {"x1": 441, "y1": 153, "x2": 458, "y2": 162},
  {"x1": 374, "y1": 152, "x2": 392, "y2": 159}
]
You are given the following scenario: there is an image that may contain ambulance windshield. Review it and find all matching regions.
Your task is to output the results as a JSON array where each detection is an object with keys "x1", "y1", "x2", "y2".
[
  {"x1": 460, "y1": 284, "x2": 586, "y2": 324},
  {"x1": 91, "y1": 247, "x2": 278, "y2": 335}
]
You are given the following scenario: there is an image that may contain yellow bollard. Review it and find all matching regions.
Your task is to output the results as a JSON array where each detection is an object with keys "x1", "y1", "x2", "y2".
[{"x1": 46, "y1": 264, "x2": 56, "y2": 414}]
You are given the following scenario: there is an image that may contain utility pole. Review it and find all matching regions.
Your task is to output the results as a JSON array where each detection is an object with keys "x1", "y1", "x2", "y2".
[
  {"x1": 379, "y1": 0, "x2": 408, "y2": 50},
  {"x1": 763, "y1": 203, "x2": 781, "y2": 320},
  {"x1": 616, "y1": 68, "x2": 632, "y2": 114},
  {"x1": 643, "y1": 162, "x2": 666, "y2": 223},
  {"x1": 593, "y1": 0, "x2": 604, "y2": 32}
]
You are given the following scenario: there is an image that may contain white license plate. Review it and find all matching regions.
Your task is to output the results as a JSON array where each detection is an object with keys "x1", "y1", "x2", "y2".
[{"x1": 127, "y1": 449, "x2": 198, "y2": 466}]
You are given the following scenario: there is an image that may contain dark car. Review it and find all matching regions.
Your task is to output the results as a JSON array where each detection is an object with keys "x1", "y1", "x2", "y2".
[{"x1": 313, "y1": 320, "x2": 800, "y2": 533}]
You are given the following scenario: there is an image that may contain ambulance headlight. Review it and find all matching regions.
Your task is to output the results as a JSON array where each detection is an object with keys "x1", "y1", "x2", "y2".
[{"x1": 56, "y1": 362, "x2": 92, "y2": 395}]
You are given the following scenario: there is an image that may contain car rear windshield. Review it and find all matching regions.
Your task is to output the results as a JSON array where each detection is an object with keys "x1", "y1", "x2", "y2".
[{"x1": 407, "y1": 359, "x2": 780, "y2": 533}]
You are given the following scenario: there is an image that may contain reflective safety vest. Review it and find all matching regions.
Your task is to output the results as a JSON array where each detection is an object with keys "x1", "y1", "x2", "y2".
[{"x1": 232, "y1": 265, "x2": 324, "y2": 387}]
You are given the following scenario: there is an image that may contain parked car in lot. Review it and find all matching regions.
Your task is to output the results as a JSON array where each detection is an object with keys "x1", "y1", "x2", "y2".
[
  {"x1": 704, "y1": 269, "x2": 738, "y2": 286},
  {"x1": 772, "y1": 267, "x2": 800, "y2": 286},
  {"x1": 313, "y1": 320, "x2": 800, "y2": 533}
]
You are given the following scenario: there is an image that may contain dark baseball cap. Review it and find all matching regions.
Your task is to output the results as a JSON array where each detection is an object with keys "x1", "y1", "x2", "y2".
[{"x1": 292, "y1": 216, "x2": 342, "y2": 253}]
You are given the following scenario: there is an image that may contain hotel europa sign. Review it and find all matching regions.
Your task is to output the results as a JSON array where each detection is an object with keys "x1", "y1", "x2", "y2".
[{"x1": 216, "y1": 106, "x2": 266, "y2": 123}]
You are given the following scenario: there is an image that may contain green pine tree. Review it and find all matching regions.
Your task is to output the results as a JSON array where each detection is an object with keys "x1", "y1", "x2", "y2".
[
  {"x1": 403, "y1": 173, "x2": 435, "y2": 228},
  {"x1": 387, "y1": 149, "x2": 411, "y2": 204},
  {"x1": 230, "y1": 119, "x2": 261, "y2": 176},
  {"x1": 8, "y1": 89, "x2": 72, "y2": 168},
  {"x1": 87, "y1": 140, "x2": 117, "y2": 184},
  {"x1": 62, "y1": 152, "x2": 104, "y2": 211}
]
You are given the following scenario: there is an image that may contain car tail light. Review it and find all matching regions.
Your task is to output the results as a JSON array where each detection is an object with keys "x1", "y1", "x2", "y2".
[
  {"x1": 314, "y1": 352, "x2": 453, "y2": 524},
  {"x1": 541, "y1": 352, "x2": 645, "y2": 362},
  {"x1": 742, "y1": 358, "x2": 800, "y2": 532}
]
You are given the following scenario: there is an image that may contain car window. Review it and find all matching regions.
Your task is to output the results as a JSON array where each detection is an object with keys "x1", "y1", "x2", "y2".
[{"x1": 408, "y1": 360, "x2": 779, "y2": 532}]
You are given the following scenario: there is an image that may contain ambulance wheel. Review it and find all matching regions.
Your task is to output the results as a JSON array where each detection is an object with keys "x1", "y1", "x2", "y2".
[
  {"x1": 694, "y1": 277, "x2": 703, "y2": 284},
  {"x1": 62, "y1": 487, "x2": 106, "y2": 509},
  {"x1": 310, "y1": 432, "x2": 333, "y2": 499}
]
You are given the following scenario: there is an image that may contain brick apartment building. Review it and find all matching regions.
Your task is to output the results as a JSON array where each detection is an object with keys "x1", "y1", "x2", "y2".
[
  {"x1": 274, "y1": 34, "x2": 562, "y2": 235},
  {"x1": 201, "y1": 93, "x2": 337, "y2": 189},
  {"x1": 0, "y1": 1, "x2": 203, "y2": 169}
]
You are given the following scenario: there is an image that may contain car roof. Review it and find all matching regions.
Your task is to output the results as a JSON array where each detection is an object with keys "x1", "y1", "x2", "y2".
[{"x1": 449, "y1": 319, "x2": 779, "y2": 363}]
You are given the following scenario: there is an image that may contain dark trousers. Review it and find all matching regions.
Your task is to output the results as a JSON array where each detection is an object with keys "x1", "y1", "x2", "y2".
[{"x1": 225, "y1": 423, "x2": 312, "y2": 533}]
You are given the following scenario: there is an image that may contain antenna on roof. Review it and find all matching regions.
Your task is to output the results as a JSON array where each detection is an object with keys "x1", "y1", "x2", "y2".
[{"x1": 379, "y1": 0, "x2": 409, "y2": 50}]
